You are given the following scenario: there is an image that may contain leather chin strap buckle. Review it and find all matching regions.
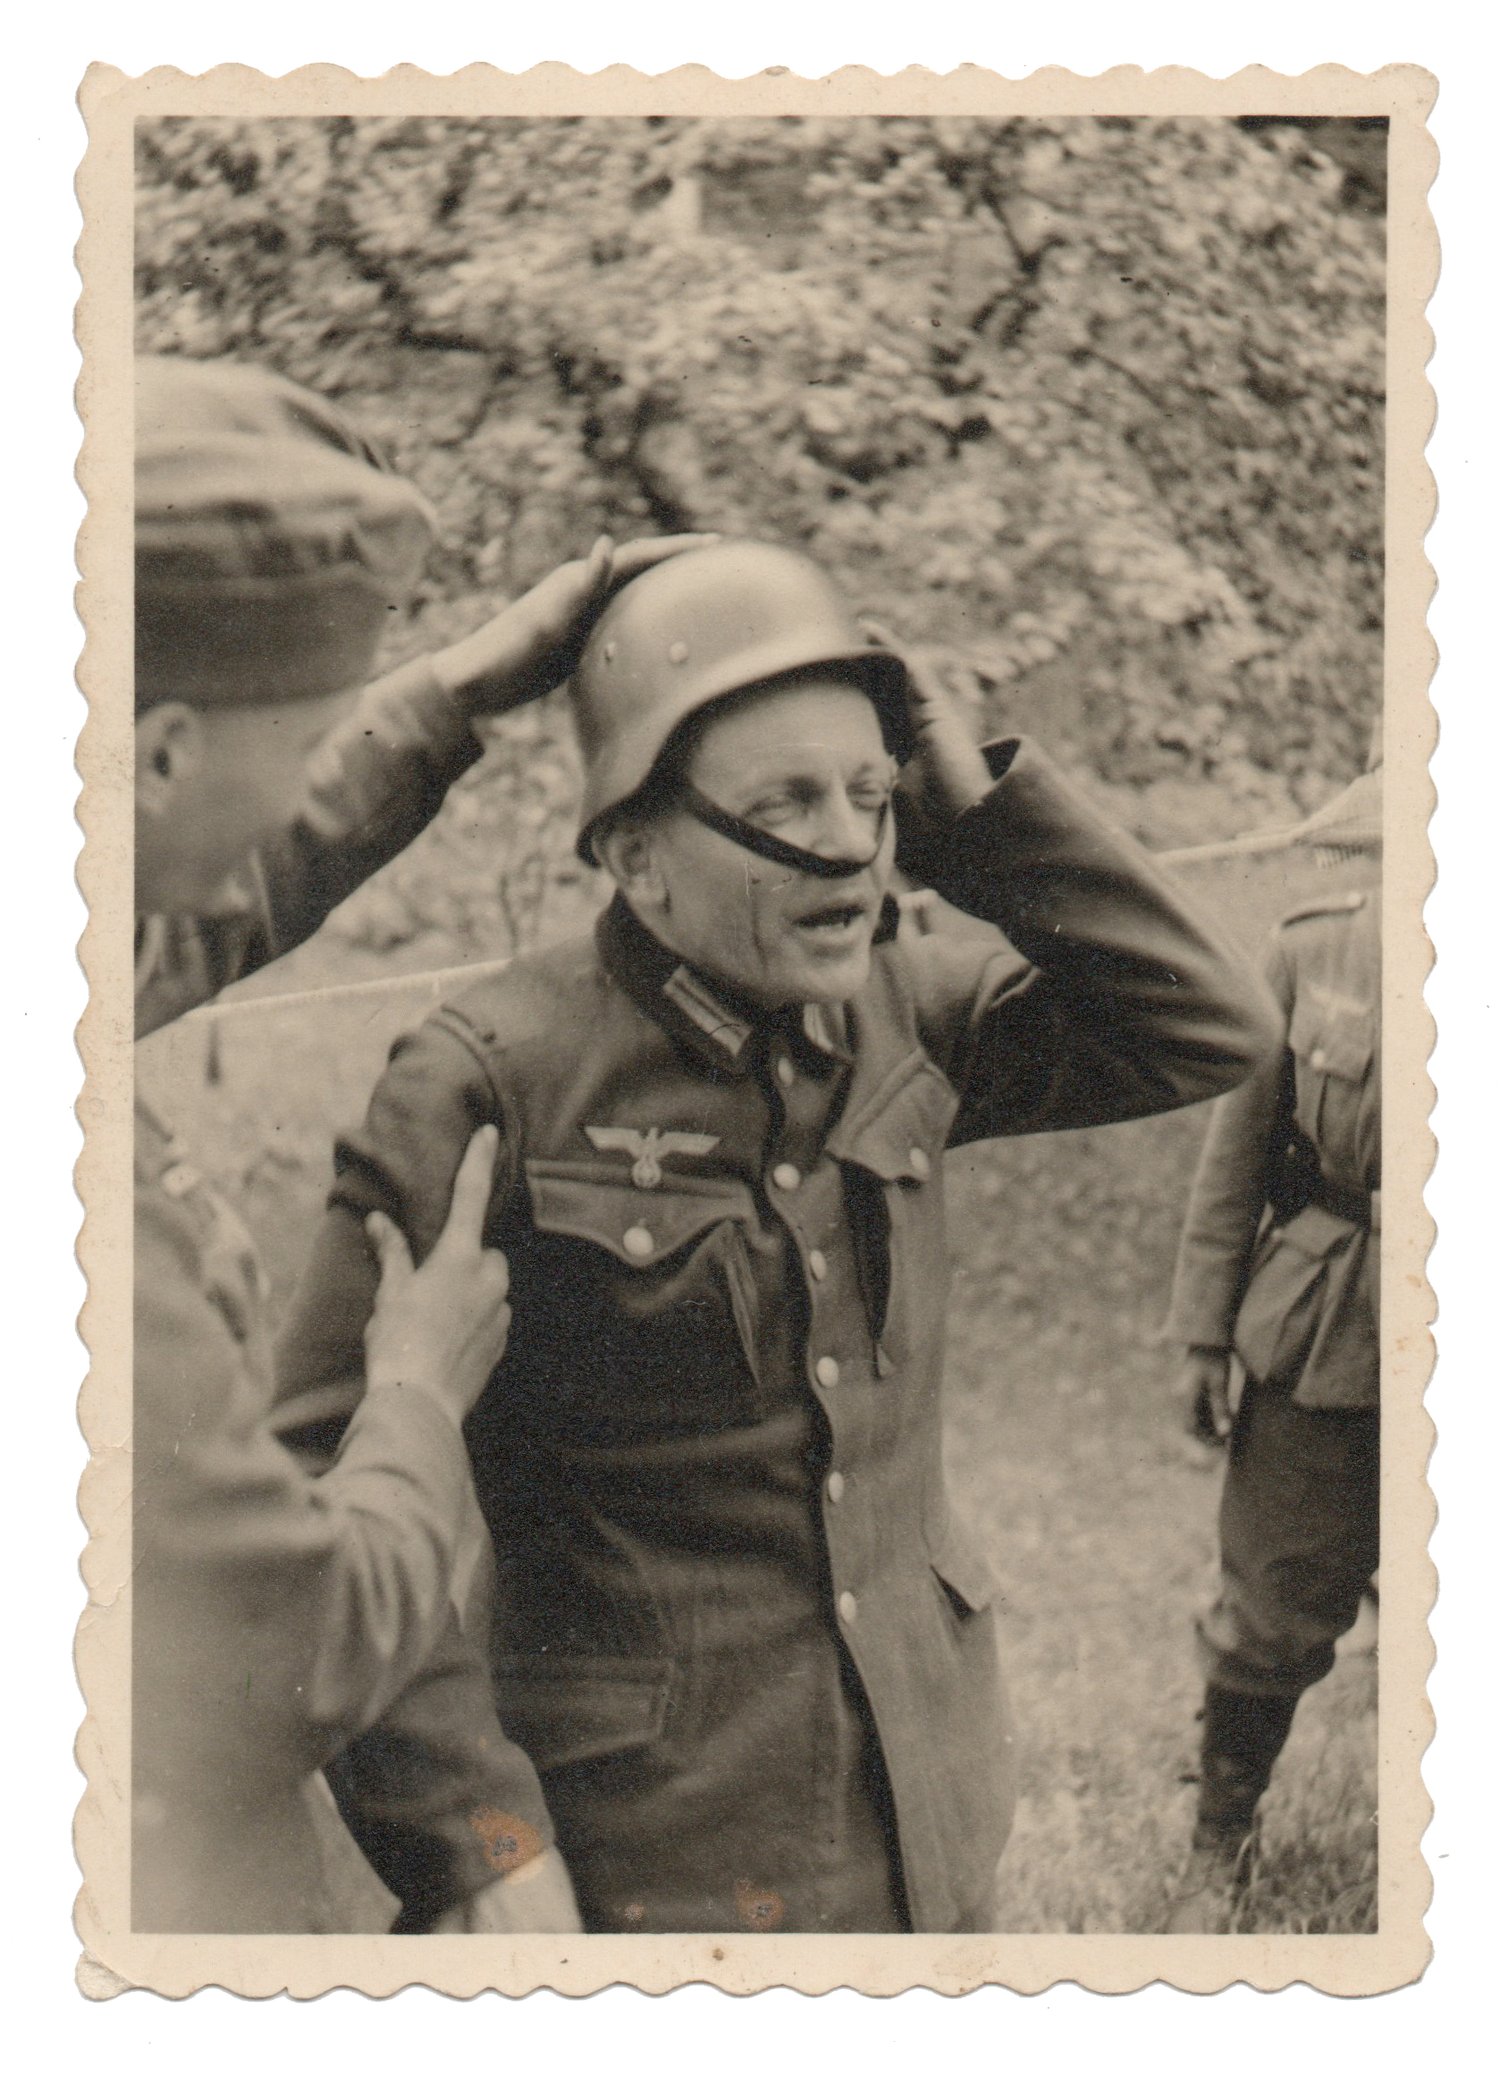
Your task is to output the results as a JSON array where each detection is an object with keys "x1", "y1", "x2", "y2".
[{"x1": 677, "y1": 783, "x2": 885, "y2": 880}]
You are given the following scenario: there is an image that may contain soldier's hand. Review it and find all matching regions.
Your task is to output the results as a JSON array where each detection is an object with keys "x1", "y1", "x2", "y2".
[
  {"x1": 363, "y1": 1125, "x2": 511, "y2": 1428},
  {"x1": 862, "y1": 624, "x2": 991, "y2": 826},
  {"x1": 1178, "y1": 1347, "x2": 1233, "y2": 1445},
  {"x1": 426, "y1": 1851, "x2": 584, "y2": 1934},
  {"x1": 858, "y1": 626, "x2": 990, "y2": 885},
  {"x1": 433, "y1": 533, "x2": 718, "y2": 715}
]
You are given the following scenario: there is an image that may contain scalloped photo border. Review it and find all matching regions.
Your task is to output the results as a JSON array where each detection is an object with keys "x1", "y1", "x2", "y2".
[{"x1": 73, "y1": 60, "x2": 1437, "y2": 2000}]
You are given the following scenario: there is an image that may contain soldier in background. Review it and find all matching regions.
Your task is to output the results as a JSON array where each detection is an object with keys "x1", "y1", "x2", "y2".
[
  {"x1": 135, "y1": 358, "x2": 707, "y2": 1040},
  {"x1": 1163, "y1": 762, "x2": 1382, "y2": 1932},
  {"x1": 131, "y1": 352, "x2": 702, "y2": 1930}
]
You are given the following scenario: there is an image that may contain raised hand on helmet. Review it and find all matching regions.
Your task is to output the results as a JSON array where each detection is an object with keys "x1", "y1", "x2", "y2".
[
  {"x1": 433, "y1": 533, "x2": 719, "y2": 716},
  {"x1": 859, "y1": 622, "x2": 991, "y2": 882}
]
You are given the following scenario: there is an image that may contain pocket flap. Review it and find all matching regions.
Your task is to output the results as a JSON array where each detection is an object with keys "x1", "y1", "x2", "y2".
[
  {"x1": 929, "y1": 1520, "x2": 997, "y2": 1616},
  {"x1": 834, "y1": 1058, "x2": 960, "y2": 1184},
  {"x1": 1289, "y1": 991, "x2": 1374, "y2": 1084},
  {"x1": 525, "y1": 1160, "x2": 753, "y2": 1268},
  {"x1": 493, "y1": 1656, "x2": 671, "y2": 1770}
]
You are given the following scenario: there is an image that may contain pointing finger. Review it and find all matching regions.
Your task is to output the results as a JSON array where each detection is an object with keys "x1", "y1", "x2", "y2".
[{"x1": 443, "y1": 1124, "x2": 501, "y2": 1247}]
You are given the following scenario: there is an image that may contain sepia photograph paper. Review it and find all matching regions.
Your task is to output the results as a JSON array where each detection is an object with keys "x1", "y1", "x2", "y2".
[{"x1": 74, "y1": 59, "x2": 1436, "y2": 2000}]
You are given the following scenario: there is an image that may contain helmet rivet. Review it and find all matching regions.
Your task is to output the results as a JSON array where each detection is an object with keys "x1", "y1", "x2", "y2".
[{"x1": 668, "y1": 640, "x2": 689, "y2": 664}]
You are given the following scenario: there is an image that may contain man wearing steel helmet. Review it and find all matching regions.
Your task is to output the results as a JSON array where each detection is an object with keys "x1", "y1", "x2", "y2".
[
  {"x1": 131, "y1": 353, "x2": 703, "y2": 1932},
  {"x1": 275, "y1": 539, "x2": 1279, "y2": 1933}
]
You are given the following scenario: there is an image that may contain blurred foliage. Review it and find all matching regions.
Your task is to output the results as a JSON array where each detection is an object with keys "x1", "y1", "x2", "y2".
[
  {"x1": 136, "y1": 116, "x2": 1385, "y2": 951},
  {"x1": 138, "y1": 129, "x2": 1382, "y2": 1909}
]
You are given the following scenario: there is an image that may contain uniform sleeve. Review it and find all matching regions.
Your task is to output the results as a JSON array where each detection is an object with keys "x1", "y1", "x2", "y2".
[
  {"x1": 270, "y1": 1011, "x2": 552, "y2": 1924},
  {"x1": 1162, "y1": 939, "x2": 1296, "y2": 1347},
  {"x1": 136, "y1": 1180, "x2": 477, "y2": 1775},
  {"x1": 321, "y1": 1590, "x2": 558, "y2": 1931},
  {"x1": 134, "y1": 654, "x2": 482, "y2": 1038},
  {"x1": 906, "y1": 738, "x2": 1282, "y2": 1144},
  {"x1": 271, "y1": 1010, "x2": 511, "y2": 1423}
]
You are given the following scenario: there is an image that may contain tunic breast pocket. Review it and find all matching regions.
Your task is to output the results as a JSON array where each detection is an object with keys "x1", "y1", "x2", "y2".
[
  {"x1": 1289, "y1": 991, "x2": 1374, "y2": 1149},
  {"x1": 513, "y1": 1161, "x2": 765, "y2": 1441},
  {"x1": 836, "y1": 1058, "x2": 959, "y2": 1370}
]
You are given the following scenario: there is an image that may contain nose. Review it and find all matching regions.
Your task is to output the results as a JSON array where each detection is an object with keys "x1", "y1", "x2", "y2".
[{"x1": 806, "y1": 785, "x2": 881, "y2": 864}]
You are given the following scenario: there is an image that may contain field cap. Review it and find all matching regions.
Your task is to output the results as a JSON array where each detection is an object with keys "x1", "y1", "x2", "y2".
[{"x1": 135, "y1": 354, "x2": 436, "y2": 710}]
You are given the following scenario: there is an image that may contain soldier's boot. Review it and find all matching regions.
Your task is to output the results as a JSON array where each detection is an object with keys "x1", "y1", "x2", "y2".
[{"x1": 1163, "y1": 1686, "x2": 1300, "y2": 1933}]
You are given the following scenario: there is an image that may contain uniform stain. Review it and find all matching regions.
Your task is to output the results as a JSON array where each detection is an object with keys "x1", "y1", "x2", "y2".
[
  {"x1": 468, "y1": 1806, "x2": 543, "y2": 1875},
  {"x1": 733, "y1": 1878, "x2": 786, "y2": 1931}
]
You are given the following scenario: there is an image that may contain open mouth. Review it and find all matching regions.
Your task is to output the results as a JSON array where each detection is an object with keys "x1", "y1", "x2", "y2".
[{"x1": 793, "y1": 898, "x2": 870, "y2": 939}]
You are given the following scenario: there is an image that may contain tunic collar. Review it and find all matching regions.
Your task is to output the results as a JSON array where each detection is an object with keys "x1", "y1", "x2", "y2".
[{"x1": 596, "y1": 895, "x2": 860, "y2": 1080}]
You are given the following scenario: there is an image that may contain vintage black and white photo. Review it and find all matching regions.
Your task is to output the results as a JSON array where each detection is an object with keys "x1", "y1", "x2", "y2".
[{"x1": 75, "y1": 62, "x2": 1436, "y2": 1998}]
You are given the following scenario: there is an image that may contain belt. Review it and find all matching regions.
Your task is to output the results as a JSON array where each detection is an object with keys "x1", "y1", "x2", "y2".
[{"x1": 1307, "y1": 1173, "x2": 1381, "y2": 1232}]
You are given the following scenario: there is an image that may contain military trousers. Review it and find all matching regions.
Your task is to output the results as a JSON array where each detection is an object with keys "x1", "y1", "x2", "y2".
[{"x1": 1196, "y1": 1372, "x2": 1379, "y2": 1700}]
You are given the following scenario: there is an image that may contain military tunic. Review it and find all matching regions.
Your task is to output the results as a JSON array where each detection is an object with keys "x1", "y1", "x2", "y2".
[
  {"x1": 133, "y1": 1101, "x2": 518, "y2": 1930},
  {"x1": 1166, "y1": 878, "x2": 1381, "y2": 1698},
  {"x1": 135, "y1": 651, "x2": 479, "y2": 1039},
  {"x1": 275, "y1": 737, "x2": 1278, "y2": 1933},
  {"x1": 132, "y1": 651, "x2": 551, "y2": 1930}
]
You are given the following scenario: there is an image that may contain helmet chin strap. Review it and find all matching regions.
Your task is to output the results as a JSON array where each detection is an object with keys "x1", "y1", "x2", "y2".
[{"x1": 677, "y1": 783, "x2": 885, "y2": 881}]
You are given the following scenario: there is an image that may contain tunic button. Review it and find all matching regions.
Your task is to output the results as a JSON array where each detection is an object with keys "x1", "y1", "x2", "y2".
[
  {"x1": 772, "y1": 1162, "x2": 802, "y2": 1191},
  {"x1": 826, "y1": 1471, "x2": 845, "y2": 1504},
  {"x1": 808, "y1": 1248, "x2": 828, "y2": 1281},
  {"x1": 1310, "y1": 1048, "x2": 1329, "y2": 1072},
  {"x1": 622, "y1": 1225, "x2": 655, "y2": 1259},
  {"x1": 838, "y1": 1590, "x2": 858, "y2": 1623},
  {"x1": 668, "y1": 640, "x2": 689, "y2": 664},
  {"x1": 908, "y1": 1146, "x2": 931, "y2": 1179},
  {"x1": 815, "y1": 1356, "x2": 840, "y2": 1388},
  {"x1": 775, "y1": 1056, "x2": 795, "y2": 1089}
]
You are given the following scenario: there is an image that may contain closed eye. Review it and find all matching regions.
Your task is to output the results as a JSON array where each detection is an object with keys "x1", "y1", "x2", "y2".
[
  {"x1": 744, "y1": 792, "x2": 799, "y2": 825},
  {"x1": 739, "y1": 766, "x2": 895, "y2": 828}
]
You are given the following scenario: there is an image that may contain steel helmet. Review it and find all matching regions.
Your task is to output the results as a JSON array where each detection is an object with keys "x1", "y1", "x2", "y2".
[{"x1": 570, "y1": 539, "x2": 913, "y2": 860}]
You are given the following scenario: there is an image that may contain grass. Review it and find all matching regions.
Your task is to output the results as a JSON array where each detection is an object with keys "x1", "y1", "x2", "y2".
[{"x1": 941, "y1": 1134, "x2": 1378, "y2": 1935}]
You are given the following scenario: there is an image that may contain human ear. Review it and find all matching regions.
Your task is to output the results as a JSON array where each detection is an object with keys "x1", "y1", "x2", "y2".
[
  {"x1": 135, "y1": 703, "x2": 202, "y2": 820},
  {"x1": 595, "y1": 819, "x2": 669, "y2": 914}
]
